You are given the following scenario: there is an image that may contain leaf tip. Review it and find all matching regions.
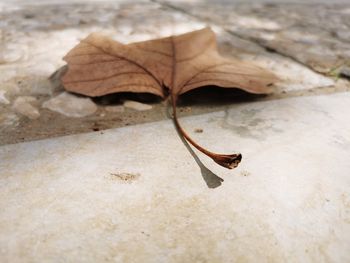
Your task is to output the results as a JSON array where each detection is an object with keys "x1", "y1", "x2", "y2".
[{"x1": 212, "y1": 153, "x2": 242, "y2": 169}]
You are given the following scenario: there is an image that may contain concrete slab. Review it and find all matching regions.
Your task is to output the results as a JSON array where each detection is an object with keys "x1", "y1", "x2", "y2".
[{"x1": 1, "y1": 92, "x2": 350, "y2": 262}]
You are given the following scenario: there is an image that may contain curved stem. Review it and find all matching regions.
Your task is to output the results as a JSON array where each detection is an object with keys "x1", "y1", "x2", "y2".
[{"x1": 171, "y1": 93, "x2": 242, "y2": 169}]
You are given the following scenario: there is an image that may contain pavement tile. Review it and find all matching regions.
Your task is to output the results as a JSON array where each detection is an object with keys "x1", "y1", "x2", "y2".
[{"x1": 1, "y1": 92, "x2": 350, "y2": 262}]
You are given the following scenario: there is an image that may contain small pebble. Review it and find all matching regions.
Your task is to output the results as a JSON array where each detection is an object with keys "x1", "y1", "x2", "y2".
[
  {"x1": 194, "y1": 128, "x2": 203, "y2": 133},
  {"x1": 12, "y1": 96, "x2": 40, "y2": 119},
  {"x1": 42, "y1": 92, "x2": 97, "y2": 117},
  {"x1": 105, "y1": 105, "x2": 125, "y2": 113},
  {"x1": 31, "y1": 78, "x2": 55, "y2": 96},
  {"x1": 123, "y1": 100, "x2": 152, "y2": 111}
]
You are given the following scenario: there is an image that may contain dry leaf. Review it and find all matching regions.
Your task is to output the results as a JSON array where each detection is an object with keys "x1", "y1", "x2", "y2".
[{"x1": 61, "y1": 27, "x2": 278, "y2": 169}]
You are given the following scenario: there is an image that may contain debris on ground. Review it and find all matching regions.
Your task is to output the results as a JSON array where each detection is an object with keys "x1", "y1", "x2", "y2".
[
  {"x1": 123, "y1": 100, "x2": 153, "y2": 111},
  {"x1": 105, "y1": 105, "x2": 125, "y2": 113},
  {"x1": 12, "y1": 96, "x2": 40, "y2": 119},
  {"x1": 42, "y1": 92, "x2": 97, "y2": 117}
]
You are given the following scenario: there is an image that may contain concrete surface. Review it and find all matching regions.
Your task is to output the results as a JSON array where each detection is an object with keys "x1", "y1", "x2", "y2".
[
  {"x1": 1, "y1": 93, "x2": 350, "y2": 262},
  {"x1": 1, "y1": 0, "x2": 350, "y2": 262}
]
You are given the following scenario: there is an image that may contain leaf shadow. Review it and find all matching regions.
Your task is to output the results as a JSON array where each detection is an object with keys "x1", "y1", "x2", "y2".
[
  {"x1": 180, "y1": 132, "x2": 224, "y2": 188},
  {"x1": 178, "y1": 86, "x2": 265, "y2": 107},
  {"x1": 167, "y1": 87, "x2": 265, "y2": 188},
  {"x1": 167, "y1": 101, "x2": 224, "y2": 189}
]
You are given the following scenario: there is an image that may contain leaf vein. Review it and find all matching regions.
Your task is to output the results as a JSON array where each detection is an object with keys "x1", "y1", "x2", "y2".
[
  {"x1": 137, "y1": 46, "x2": 172, "y2": 57},
  {"x1": 81, "y1": 40, "x2": 163, "y2": 88},
  {"x1": 64, "y1": 72, "x2": 148, "y2": 84}
]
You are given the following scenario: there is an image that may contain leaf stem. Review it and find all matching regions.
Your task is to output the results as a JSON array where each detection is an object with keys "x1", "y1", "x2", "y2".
[{"x1": 171, "y1": 93, "x2": 242, "y2": 169}]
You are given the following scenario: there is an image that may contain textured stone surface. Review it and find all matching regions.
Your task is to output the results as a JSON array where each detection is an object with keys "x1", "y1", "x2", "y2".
[
  {"x1": 161, "y1": 1, "x2": 350, "y2": 74},
  {"x1": 1, "y1": 93, "x2": 350, "y2": 262}
]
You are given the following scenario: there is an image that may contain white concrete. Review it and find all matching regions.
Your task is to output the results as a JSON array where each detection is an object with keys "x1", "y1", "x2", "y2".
[{"x1": 1, "y1": 92, "x2": 350, "y2": 262}]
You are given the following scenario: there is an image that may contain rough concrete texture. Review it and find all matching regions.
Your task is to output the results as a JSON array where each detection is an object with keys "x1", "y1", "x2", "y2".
[
  {"x1": 161, "y1": 1, "x2": 350, "y2": 74},
  {"x1": 1, "y1": 0, "x2": 350, "y2": 261},
  {"x1": 1, "y1": 0, "x2": 349, "y2": 145},
  {"x1": 1, "y1": 93, "x2": 350, "y2": 262}
]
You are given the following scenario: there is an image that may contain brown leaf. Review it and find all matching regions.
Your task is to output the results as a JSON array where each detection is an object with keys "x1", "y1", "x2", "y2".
[
  {"x1": 62, "y1": 27, "x2": 276, "y2": 97},
  {"x1": 61, "y1": 27, "x2": 278, "y2": 169}
]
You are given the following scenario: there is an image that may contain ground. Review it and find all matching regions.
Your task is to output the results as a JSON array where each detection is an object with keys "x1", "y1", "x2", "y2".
[
  {"x1": 0, "y1": 1, "x2": 350, "y2": 262},
  {"x1": 1, "y1": 0, "x2": 349, "y2": 145}
]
